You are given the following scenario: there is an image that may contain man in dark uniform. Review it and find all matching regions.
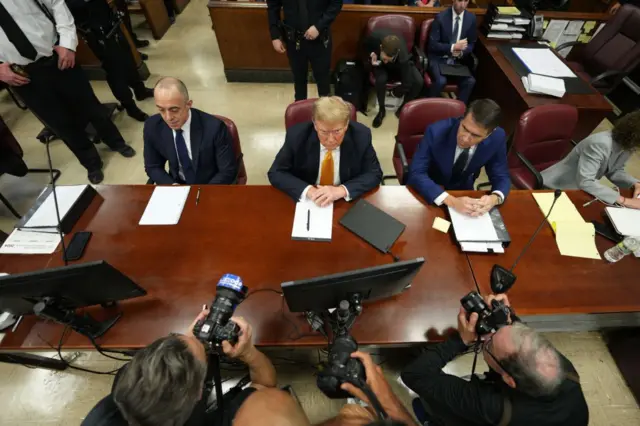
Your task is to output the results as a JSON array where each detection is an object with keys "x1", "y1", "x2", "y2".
[
  {"x1": 66, "y1": 0, "x2": 154, "y2": 122},
  {"x1": 267, "y1": 0, "x2": 342, "y2": 101},
  {"x1": 0, "y1": 0, "x2": 136, "y2": 184}
]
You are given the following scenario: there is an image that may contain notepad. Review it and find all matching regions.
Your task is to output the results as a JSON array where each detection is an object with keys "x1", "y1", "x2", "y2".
[
  {"x1": 605, "y1": 207, "x2": 640, "y2": 237},
  {"x1": 291, "y1": 199, "x2": 333, "y2": 242},
  {"x1": 139, "y1": 186, "x2": 190, "y2": 225},
  {"x1": 532, "y1": 192, "x2": 584, "y2": 226},
  {"x1": 448, "y1": 208, "x2": 499, "y2": 242},
  {"x1": 554, "y1": 221, "x2": 601, "y2": 259},
  {"x1": 512, "y1": 48, "x2": 576, "y2": 78},
  {"x1": 432, "y1": 217, "x2": 451, "y2": 234},
  {"x1": 521, "y1": 74, "x2": 566, "y2": 98},
  {"x1": 497, "y1": 6, "x2": 521, "y2": 15},
  {"x1": 0, "y1": 229, "x2": 62, "y2": 254}
]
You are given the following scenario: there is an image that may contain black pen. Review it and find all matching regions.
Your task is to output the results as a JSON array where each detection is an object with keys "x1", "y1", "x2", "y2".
[
  {"x1": 307, "y1": 209, "x2": 311, "y2": 231},
  {"x1": 196, "y1": 187, "x2": 201, "y2": 205}
]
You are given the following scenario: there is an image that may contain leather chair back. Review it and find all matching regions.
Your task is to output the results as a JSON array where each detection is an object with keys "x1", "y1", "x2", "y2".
[
  {"x1": 418, "y1": 19, "x2": 433, "y2": 53},
  {"x1": 508, "y1": 104, "x2": 578, "y2": 189},
  {"x1": 365, "y1": 15, "x2": 416, "y2": 52},
  {"x1": 214, "y1": 115, "x2": 247, "y2": 185},
  {"x1": 394, "y1": 98, "x2": 465, "y2": 183},
  {"x1": 284, "y1": 99, "x2": 358, "y2": 129},
  {"x1": 582, "y1": 5, "x2": 640, "y2": 77}
]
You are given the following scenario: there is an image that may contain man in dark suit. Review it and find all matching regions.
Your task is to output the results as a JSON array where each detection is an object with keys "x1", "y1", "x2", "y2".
[
  {"x1": 143, "y1": 77, "x2": 237, "y2": 185},
  {"x1": 408, "y1": 99, "x2": 510, "y2": 216},
  {"x1": 268, "y1": 97, "x2": 382, "y2": 206},
  {"x1": 428, "y1": 0, "x2": 477, "y2": 103},
  {"x1": 364, "y1": 30, "x2": 424, "y2": 128}
]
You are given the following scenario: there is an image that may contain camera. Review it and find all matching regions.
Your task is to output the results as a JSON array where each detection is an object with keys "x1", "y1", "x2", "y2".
[
  {"x1": 193, "y1": 274, "x2": 248, "y2": 350},
  {"x1": 317, "y1": 334, "x2": 366, "y2": 399},
  {"x1": 460, "y1": 291, "x2": 511, "y2": 335}
]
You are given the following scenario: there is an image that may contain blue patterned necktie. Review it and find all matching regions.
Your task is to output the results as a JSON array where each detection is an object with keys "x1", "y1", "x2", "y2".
[
  {"x1": 451, "y1": 148, "x2": 470, "y2": 184},
  {"x1": 175, "y1": 129, "x2": 196, "y2": 184},
  {"x1": 448, "y1": 16, "x2": 461, "y2": 64}
]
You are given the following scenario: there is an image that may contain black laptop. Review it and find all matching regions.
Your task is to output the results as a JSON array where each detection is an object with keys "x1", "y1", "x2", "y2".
[{"x1": 339, "y1": 199, "x2": 405, "y2": 253}]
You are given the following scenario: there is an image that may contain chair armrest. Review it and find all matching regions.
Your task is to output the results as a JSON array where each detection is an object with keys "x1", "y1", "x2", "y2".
[
  {"x1": 591, "y1": 69, "x2": 626, "y2": 85},
  {"x1": 396, "y1": 139, "x2": 410, "y2": 185},
  {"x1": 555, "y1": 40, "x2": 582, "y2": 52},
  {"x1": 234, "y1": 153, "x2": 244, "y2": 185},
  {"x1": 476, "y1": 182, "x2": 492, "y2": 190},
  {"x1": 516, "y1": 151, "x2": 544, "y2": 189},
  {"x1": 413, "y1": 45, "x2": 428, "y2": 72},
  {"x1": 469, "y1": 52, "x2": 478, "y2": 73}
]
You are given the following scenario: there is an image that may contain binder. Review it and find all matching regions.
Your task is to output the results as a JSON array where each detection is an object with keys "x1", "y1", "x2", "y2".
[{"x1": 449, "y1": 207, "x2": 511, "y2": 253}]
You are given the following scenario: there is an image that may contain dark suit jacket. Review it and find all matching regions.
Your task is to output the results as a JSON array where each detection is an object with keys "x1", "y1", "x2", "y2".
[
  {"x1": 407, "y1": 118, "x2": 511, "y2": 203},
  {"x1": 268, "y1": 121, "x2": 383, "y2": 201},
  {"x1": 143, "y1": 108, "x2": 237, "y2": 185},
  {"x1": 364, "y1": 29, "x2": 411, "y2": 68},
  {"x1": 428, "y1": 8, "x2": 477, "y2": 62}
]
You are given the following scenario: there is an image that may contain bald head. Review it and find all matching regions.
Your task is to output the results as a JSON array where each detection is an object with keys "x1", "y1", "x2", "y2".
[
  {"x1": 154, "y1": 77, "x2": 192, "y2": 130},
  {"x1": 234, "y1": 388, "x2": 310, "y2": 426}
]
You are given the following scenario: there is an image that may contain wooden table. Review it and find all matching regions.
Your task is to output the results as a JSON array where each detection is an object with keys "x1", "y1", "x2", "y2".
[
  {"x1": 473, "y1": 35, "x2": 613, "y2": 141},
  {"x1": 466, "y1": 190, "x2": 640, "y2": 331},
  {"x1": 0, "y1": 185, "x2": 476, "y2": 351}
]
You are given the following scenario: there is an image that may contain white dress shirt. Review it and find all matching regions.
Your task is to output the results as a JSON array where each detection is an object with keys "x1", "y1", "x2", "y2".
[
  {"x1": 0, "y1": 0, "x2": 77, "y2": 65},
  {"x1": 172, "y1": 110, "x2": 193, "y2": 182},
  {"x1": 300, "y1": 145, "x2": 351, "y2": 201},
  {"x1": 434, "y1": 145, "x2": 505, "y2": 205},
  {"x1": 450, "y1": 8, "x2": 464, "y2": 53}
]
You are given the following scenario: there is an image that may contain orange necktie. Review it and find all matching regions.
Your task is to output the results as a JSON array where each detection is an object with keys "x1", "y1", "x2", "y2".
[{"x1": 319, "y1": 150, "x2": 334, "y2": 186}]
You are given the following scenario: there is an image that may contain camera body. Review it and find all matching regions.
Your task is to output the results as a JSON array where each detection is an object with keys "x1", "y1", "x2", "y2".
[
  {"x1": 193, "y1": 274, "x2": 248, "y2": 350},
  {"x1": 317, "y1": 334, "x2": 366, "y2": 399},
  {"x1": 460, "y1": 291, "x2": 511, "y2": 335}
]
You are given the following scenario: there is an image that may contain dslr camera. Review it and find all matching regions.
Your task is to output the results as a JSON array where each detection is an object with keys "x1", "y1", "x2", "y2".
[
  {"x1": 460, "y1": 291, "x2": 511, "y2": 335},
  {"x1": 317, "y1": 334, "x2": 366, "y2": 399},
  {"x1": 193, "y1": 274, "x2": 248, "y2": 351}
]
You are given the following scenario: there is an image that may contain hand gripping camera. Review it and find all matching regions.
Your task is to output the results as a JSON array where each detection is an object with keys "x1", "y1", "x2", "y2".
[
  {"x1": 460, "y1": 291, "x2": 512, "y2": 335},
  {"x1": 193, "y1": 274, "x2": 248, "y2": 351},
  {"x1": 317, "y1": 334, "x2": 366, "y2": 399}
]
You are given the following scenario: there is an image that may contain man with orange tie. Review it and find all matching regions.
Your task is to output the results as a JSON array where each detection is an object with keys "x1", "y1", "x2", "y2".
[{"x1": 268, "y1": 97, "x2": 383, "y2": 206}]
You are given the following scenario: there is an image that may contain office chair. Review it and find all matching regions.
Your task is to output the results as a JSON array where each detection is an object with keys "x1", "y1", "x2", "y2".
[{"x1": 284, "y1": 99, "x2": 358, "y2": 129}]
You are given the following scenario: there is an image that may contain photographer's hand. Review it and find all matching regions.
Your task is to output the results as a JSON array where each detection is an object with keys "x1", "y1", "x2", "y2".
[
  {"x1": 341, "y1": 352, "x2": 418, "y2": 426},
  {"x1": 457, "y1": 307, "x2": 479, "y2": 346},
  {"x1": 188, "y1": 307, "x2": 210, "y2": 337},
  {"x1": 485, "y1": 294, "x2": 514, "y2": 324}
]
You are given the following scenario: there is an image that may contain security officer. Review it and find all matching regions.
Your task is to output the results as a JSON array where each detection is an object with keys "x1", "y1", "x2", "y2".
[
  {"x1": 66, "y1": 0, "x2": 154, "y2": 122},
  {"x1": 267, "y1": 0, "x2": 342, "y2": 101}
]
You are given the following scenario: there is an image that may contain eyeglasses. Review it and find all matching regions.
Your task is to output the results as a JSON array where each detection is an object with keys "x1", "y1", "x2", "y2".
[{"x1": 314, "y1": 123, "x2": 348, "y2": 137}]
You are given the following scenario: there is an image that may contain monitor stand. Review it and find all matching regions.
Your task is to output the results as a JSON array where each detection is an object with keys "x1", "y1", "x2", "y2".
[{"x1": 33, "y1": 297, "x2": 122, "y2": 340}]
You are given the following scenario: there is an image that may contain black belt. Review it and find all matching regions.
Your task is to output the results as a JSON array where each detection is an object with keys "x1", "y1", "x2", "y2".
[
  {"x1": 23, "y1": 54, "x2": 57, "y2": 71},
  {"x1": 280, "y1": 23, "x2": 330, "y2": 50}
]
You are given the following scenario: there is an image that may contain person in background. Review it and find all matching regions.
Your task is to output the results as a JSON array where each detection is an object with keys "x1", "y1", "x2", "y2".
[
  {"x1": 609, "y1": 0, "x2": 640, "y2": 14},
  {"x1": 541, "y1": 110, "x2": 640, "y2": 209},
  {"x1": 410, "y1": 0, "x2": 441, "y2": 7},
  {"x1": 268, "y1": 96, "x2": 382, "y2": 206},
  {"x1": 427, "y1": 0, "x2": 477, "y2": 103},
  {"x1": 143, "y1": 77, "x2": 238, "y2": 185},
  {"x1": 408, "y1": 99, "x2": 510, "y2": 216}
]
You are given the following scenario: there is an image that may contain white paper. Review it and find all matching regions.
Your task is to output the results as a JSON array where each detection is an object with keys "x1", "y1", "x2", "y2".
[
  {"x1": 513, "y1": 18, "x2": 531, "y2": 25},
  {"x1": 22, "y1": 185, "x2": 88, "y2": 233},
  {"x1": 565, "y1": 20, "x2": 584, "y2": 36},
  {"x1": 291, "y1": 199, "x2": 333, "y2": 241},
  {"x1": 593, "y1": 23, "x2": 605, "y2": 38},
  {"x1": 0, "y1": 229, "x2": 61, "y2": 254},
  {"x1": 522, "y1": 74, "x2": 566, "y2": 98},
  {"x1": 512, "y1": 47, "x2": 575, "y2": 78},
  {"x1": 605, "y1": 207, "x2": 640, "y2": 237},
  {"x1": 542, "y1": 20, "x2": 569, "y2": 46},
  {"x1": 555, "y1": 33, "x2": 579, "y2": 58},
  {"x1": 460, "y1": 242, "x2": 505, "y2": 253},
  {"x1": 139, "y1": 186, "x2": 190, "y2": 225},
  {"x1": 488, "y1": 32, "x2": 513, "y2": 39},
  {"x1": 448, "y1": 208, "x2": 499, "y2": 242}
]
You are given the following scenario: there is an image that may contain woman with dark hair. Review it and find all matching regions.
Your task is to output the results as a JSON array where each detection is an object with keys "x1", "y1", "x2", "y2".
[{"x1": 541, "y1": 111, "x2": 640, "y2": 208}]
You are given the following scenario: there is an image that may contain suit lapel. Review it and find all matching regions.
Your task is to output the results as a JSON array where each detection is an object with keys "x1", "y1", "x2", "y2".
[
  {"x1": 309, "y1": 129, "x2": 321, "y2": 184},
  {"x1": 190, "y1": 110, "x2": 202, "y2": 173},
  {"x1": 441, "y1": 120, "x2": 459, "y2": 183},
  {"x1": 465, "y1": 137, "x2": 491, "y2": 179},
  {"x1": 339, "y1": 129, "x2": 353, "y2": 183},
  {"x1": 461, "y1": 10, "x2": 472, "y2": 37},
  {"x1": 444, "y1": 8, "x2": 454, "y2": 43}
]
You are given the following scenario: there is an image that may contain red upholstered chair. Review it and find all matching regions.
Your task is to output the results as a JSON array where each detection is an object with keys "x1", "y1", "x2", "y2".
[
  {"x1": 284, "y1": 98, "x2": 358, "y2": 129},
  {"x1": 385, "y1": 98, "x2": 466, "y2": 185},
  {"x1": 215, "y1": 115, "x2": 247, "y2": 185},
  {"x1": 419, "y1": 19, "x2": 457, "y2": 95},
  {"x1": 558, "y1": 5, "x2": 640, "y2": 94},
  {"x1": 507, "y1": 105, "x2": 578, "y2": 190}
]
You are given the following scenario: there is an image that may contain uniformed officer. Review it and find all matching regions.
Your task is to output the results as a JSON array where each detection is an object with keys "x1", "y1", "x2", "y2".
[
  {"x1": 0, "y1": 0, "x2": 136, "y2": 184},
  {"x1": 66, "y1": 0, "x2": 153, "y2": 122},
  {"x1": 267, "y1": 0, "x2": 342, "y2": 101}
]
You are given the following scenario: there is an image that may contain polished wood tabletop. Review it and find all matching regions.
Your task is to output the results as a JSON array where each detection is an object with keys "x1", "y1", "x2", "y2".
[
  {"x1": 466, "y1": 190, "x2": 640, "y2": 318},
  {"x1": 0, "y1": 185, "x2": 476, "y2": 350}
]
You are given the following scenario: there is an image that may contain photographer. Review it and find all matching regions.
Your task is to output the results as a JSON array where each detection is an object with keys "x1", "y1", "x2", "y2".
[{"x1": 401, "y1": 294, "x2": 588, "y2": 426}]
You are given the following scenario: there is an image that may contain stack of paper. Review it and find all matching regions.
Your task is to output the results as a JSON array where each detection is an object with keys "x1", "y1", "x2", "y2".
[
  {"x1": 291, "y1": 199, "x2": 333, "y2": 241},
  {"x1": 488, "y1": 32, "x2": 513, "y2": 39},
  {"x1": 21, "y1": 185, "x2": 88, "y2": 233},
  {"x1": 521, "y1": 73, "x2": 566, "y2": 98},
  {"x1": 490, "y1": 24, "x2": 526, "y2": 32},
  {"x1": 604, "y1": 207, "x2": 640, "y2": 237},
  {"x1": 0, "y1": 229, "x2": 61, "y2": 254},
  {"x1": 448, "y1": 208, "x2": 504, "y2": 253},
  {"x1": 512, "y1": 47, "x2": 576, "y2": 78},
  {"x1": 139, "y1": 186, "x2": 190, "y2": 225},
  {"x1": 532, "y1": 192, "x2": 601, "y2": 259},
  {"x1": 497, "y1": 6, "x2": 521, "y2": 15}
]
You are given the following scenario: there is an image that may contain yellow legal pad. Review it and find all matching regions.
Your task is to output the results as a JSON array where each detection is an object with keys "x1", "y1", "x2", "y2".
[{"x1": 497, "y1": 6, "x2": 521, "y2": 15}]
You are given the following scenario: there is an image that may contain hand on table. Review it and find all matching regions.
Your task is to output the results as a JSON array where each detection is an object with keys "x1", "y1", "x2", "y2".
[
  {"x1": 221, "y1": 316, "x2": 256, "y2": 363},
  {"x1": 474, "y1": 194, "x2": 500, "y2": 215},
  {"x1": 447, "y1": 196, "x2": 480, "y2": 216},
  {"x1": 309, "y1": 185, "x2": 347, "y2": 207},
  {"x1": 0, "y1": 63, "x2": 29, "y2": 86},
  {"x1": 272, "y1": 39, "x2": 286, "y2": 53},
  {"x1": 622, "y1": 197, "x2": 640, "y2": 210},
  {"x1": 54, "y1": 46, "x2": 75, "y2": 70},
  {"x1": 304, "y1": 25, "x2": 319, "y2": 40}
]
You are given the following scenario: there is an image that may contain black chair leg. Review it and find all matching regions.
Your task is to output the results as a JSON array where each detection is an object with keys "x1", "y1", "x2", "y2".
[
  {"x1": 0, "y1": 192, "x2": 22, "y2": 219},
  {"x1": 27, "y1": 168, "x2": 61, "y2": 184}
]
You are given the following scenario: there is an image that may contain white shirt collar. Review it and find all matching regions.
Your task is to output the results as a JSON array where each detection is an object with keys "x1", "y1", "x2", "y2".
[{"x1": 452, "y1": 7, "x2": 463, "y2": 19}]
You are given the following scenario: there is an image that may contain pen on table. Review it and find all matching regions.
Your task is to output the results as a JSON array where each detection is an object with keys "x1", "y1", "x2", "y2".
[
  {"x1": 196, "y1": 187, "x2": 201, "y2": 206},
  {"x1": 306, "y1": 209, "x2": 311, "y2": 231},
  {"x1": 11, "y1": 315, "x2": 23, "y2": 333}
]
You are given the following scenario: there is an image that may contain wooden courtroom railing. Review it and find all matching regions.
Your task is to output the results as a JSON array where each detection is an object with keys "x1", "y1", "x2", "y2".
[{"x1": 207, "y1": 2, "x2": 609, "y2": 82}]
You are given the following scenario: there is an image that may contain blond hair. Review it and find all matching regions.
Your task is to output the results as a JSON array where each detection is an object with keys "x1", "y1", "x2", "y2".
[{"x1": 312, "y1": 96, "x2": 351, "y2": 124}]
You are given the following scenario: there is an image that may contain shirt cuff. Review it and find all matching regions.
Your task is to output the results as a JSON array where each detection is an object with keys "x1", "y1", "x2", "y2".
[
  {"x1": 300, "y1": 185, "x2": 312, "y2": 202},
  {"x1": 434, "y1": 192, "x2": 449, "y2": 206},
  {"x1": 450, "y1": 44, "x2": 456, "y2": 53},
  {"x1": 491, "y1": 190, "x2": 505, "y2": 204},
  {"x1": 58, "y1": 33, "x2": 78, "y2": 52},
  {"x1": 341, "y1": 185, "x2": 351, "y2": 201}
]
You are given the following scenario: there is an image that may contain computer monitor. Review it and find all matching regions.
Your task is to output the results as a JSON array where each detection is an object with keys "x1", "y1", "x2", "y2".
[
  {"x1": 281, "y1": 258, "x2": 425, "y2": 313},
  {"x1": 0, "y1": 260, "x2": 146, "y2": 316}
]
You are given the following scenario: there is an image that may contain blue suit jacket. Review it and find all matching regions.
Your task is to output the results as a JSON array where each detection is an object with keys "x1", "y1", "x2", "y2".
[
  {"x1": 143, "y1": 108, "x2": 237, "y2": 185},
  {"x1": 407, "y1": 118, "x2": 511, "y2": 204},
  {"x1": 428, "y1": 8, "x2": 477, "y2": 61},
  {"x1": 268, "y1": 121, "x2": 382, "y2": 201}
]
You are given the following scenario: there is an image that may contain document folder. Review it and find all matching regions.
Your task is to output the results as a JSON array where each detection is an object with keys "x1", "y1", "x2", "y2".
[{"x1": 448, "y1": 207, "x2": 511, "y2": 253}]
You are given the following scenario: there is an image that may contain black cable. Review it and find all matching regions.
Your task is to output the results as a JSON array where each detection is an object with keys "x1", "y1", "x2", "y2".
[
  {"x1": 49, "y1": 327, "x2": 123, "y2": 375},
  {"x1": 87, "y1": 334, "x2": 132, "y2": 362},
  {"x1": 388, "y1": 251, "x2": 400, "y2": 262},
  {"x1": 45, "y1": 141, "x2": 68, "y2": 266},
  {"x1": 280, "y1": 297, "x2": 326, "y2": 342},
  {"x1": 244, "y1": 288, "x2": 283, "y2": 301}
]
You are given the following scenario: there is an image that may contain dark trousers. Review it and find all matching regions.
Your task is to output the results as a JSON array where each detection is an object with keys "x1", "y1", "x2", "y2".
[
  {"x1": 286, "y1": 36, "x2": 332, "y2": 101},
  {"x1": 428, "y1": 60, "x2": 476, "y2": 104},
  {"x1": 84, "y1": 28, "x2": 145, "y2": 107},
  {"x1": 13, "y1": 57, "x2": 126, "y2": 172},
  {"x1": 373, "y1": 63, "x2": 423, "y2": 111}
]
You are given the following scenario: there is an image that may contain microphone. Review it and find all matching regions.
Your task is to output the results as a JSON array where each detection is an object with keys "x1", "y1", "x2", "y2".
[
  {"x1": 45, "y1": 141, "x2": 68, "y2": 266},
  {"x1": 491, "y1": 189, "x2": 562, "y2": 293}
]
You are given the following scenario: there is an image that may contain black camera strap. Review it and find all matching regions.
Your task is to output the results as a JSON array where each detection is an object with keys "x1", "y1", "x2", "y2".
[
  {"x1": 343, "y1": 377, "x2": 389, "y2": 420},
  {"x1": 31, "y1": 0, "x2": 60, "y2": 45}
]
